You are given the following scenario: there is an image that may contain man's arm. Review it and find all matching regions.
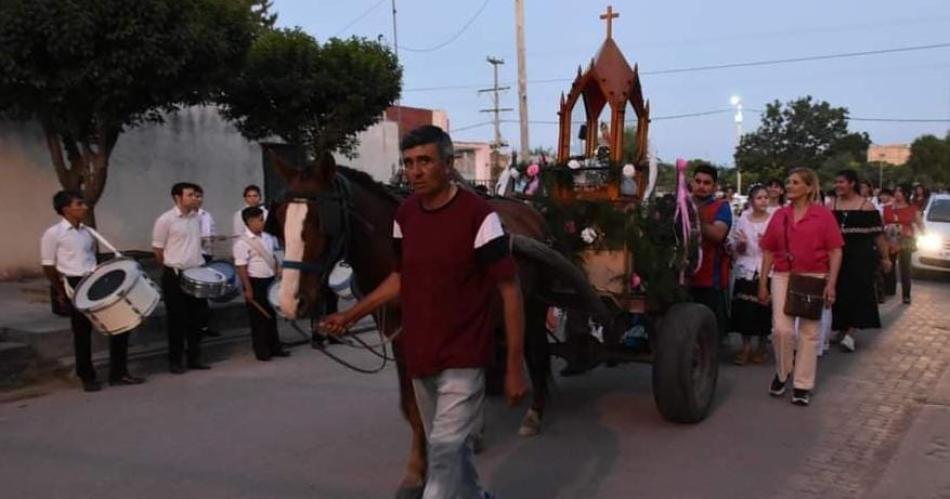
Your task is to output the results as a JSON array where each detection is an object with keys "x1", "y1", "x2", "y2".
[
  {"x1": 43, "y1": 265, "x2": 67, "y2": 306},
  {"x1": 320, "y1": 272, "x2": 401, "y2": 334},
  {"x1": 236, "y1": 265, "x2": 254, "y2": 302},
  {"x1": 498, "y1": 277, "x2": 528, "y2": 406},
  {"x1": 152, "y1": 247, "x2": 165, "y2": 267},
  {"x1": 703, "y1": 220, "x2": 729, "y2": 244}
]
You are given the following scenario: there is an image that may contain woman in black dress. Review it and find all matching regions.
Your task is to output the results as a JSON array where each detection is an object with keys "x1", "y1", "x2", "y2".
[{"x1": 828, "y1": 170, "x2": 892, "y2": 352}]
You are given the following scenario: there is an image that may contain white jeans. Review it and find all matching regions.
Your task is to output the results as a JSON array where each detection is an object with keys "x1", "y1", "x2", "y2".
[
  {"x1": 413, "y1": 368, "x2": 487, "y2": 499},
  {"x1": 771, "y1": 273, "x2": 823, "y2": 390}
]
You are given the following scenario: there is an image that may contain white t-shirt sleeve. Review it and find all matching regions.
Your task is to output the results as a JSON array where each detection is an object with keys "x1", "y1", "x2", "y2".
[
  {"x1": 40, "y1": 227, "x2": 56, "y2": 266},
  {"x1": 392, "y1": 220, "x2": 403, "y2": 239},
  {"x1": 152, "y1": 214, "x2": 168, "y2": 249},
  {"x1": 473, "y1": 212, "x2": 505, "y2": 249},
  {"x1": 233, "y1": 238, "x2": 251, "y2": 266}
]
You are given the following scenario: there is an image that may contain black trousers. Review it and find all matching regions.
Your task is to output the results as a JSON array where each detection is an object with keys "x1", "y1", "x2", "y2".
[
  {"x1": 65, "y1": 276, "x2": 129, "y2": 381},
  {"x1": 247, "y1": 277, "x2": 281, "y2": 359},
  {"x1": 898, "y1": 248, "x2": 913, "y2": 299},
  {"x1": 198, "y1": 254, "x2": 212, "y2": 331},
  {"x1": 883, "y1": 253, "x2": 898, "y2": 296},
  {"x1": 161, "y1": 267, "x2": 203, "y2": 366}
]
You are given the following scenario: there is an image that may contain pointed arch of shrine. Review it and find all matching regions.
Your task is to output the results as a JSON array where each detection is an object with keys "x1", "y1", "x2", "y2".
[{"x1": 556, "y1": 38, "x2": 651, "y2": 166}]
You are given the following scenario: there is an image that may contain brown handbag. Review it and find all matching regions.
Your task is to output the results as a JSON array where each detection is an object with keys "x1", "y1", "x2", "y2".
[{"x1": 782, "y1": 212, "x2": 826, "y2": 321}]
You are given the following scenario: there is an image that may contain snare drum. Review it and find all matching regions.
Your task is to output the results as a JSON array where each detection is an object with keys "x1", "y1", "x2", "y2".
[
  {"x1": 205, "y1": 260, "x2": 241, "y2": 302},
  {"x1": 180, "y1": 266, "x2": 228, "y2": 299},
  {"x1": 328, "y1": 261, "x2": 354, "y2": 300},
  {"x1": 72, "y1": 258, "x2": 161, "y2": 335},
  {"x1": 267, "y1": 279, "x2": 285, "y2": 318}
]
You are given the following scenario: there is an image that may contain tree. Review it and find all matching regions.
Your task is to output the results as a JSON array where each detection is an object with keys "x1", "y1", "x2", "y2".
[
  {"x1": 905, "y1": 133, "x2": 950, "y2": 187},
  {"x1": 219, "y1": 28, "x2": 402, "y2": 160},
  {"x1": 0, "y1": 0, "x2": 262, "y2": 225},
  {"x1": 734, "y1": 96, "x2": 870, "y2": 181}
]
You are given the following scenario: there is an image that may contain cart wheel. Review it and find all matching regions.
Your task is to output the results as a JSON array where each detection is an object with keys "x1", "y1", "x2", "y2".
[{"x1": 652, "y1": 302, "x2": 718, "y2": 423}]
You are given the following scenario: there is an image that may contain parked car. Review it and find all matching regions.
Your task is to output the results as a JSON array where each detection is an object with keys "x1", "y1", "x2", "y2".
[{"x1": 913, "y1": 193, "x2": 950, "y2": 273}]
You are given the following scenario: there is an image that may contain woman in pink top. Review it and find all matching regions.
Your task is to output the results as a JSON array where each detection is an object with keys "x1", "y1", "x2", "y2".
[{"x1": 758, "y1": 168, "x2": 844, "y2": 406}]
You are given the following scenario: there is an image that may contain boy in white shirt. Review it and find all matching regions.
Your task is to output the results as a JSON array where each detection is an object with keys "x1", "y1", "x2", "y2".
[{"x1": 233, "y1": 207, "x2": 287, "y2": 361}]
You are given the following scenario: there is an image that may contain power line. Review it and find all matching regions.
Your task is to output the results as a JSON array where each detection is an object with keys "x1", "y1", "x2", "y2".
[
  {"x1": 399, "y1": 0, "x2": 491, "y2": 53},
  {"x1": 452, "y1": 121, "x2": 493, "y2": 132},
  {"x1": 403, "y1": 41, "x2": 950, "y2": 92},
  {"x1": 746, "y1": 108, "x2": 950, "y2": 123},
  {"x1": 333, "y1": 0, "x2": 388, "y2": 37}
]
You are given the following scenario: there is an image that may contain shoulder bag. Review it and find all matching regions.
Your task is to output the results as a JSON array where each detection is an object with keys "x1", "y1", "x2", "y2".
[{"x1": 783, "y1": 212, "x2": 827, "y2": 321}]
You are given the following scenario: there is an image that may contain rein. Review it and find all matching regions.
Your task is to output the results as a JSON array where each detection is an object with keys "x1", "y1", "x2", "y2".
[{"x1": 278, "y1": 172, "x2": 403, "y2": 373}]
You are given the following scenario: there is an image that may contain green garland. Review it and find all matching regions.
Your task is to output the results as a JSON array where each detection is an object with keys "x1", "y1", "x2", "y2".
[{"x1": 522, "y1": 163, "x2": 695, "y2": 312}]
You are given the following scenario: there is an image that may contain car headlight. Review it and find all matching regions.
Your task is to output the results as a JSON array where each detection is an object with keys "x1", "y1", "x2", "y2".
[{"x1": 917, "y1": 233, "x2": 942, "y2": 252}]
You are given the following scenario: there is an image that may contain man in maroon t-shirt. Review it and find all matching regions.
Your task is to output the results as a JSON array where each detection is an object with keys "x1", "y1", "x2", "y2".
[{"x1": 321, "y1": 125, "x2": 528, "y2": 499}]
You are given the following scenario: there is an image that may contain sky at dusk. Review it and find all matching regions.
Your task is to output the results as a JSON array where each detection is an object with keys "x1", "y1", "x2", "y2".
[{"x1": 272, "y1": 0, "x2": 950, "y2": 166}]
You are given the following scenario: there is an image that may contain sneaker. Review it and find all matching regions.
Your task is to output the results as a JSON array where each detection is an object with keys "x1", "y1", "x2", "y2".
[
  {"x1": 903, "y1": 297, "x2": 911, "y2": 305},
  {"x1": 769, "y1": 375, "x2": 787, "y2": 397},
  {"x1": 792, "y1": 389, "x2": 811, "y2": 406},
  {"x1": 840, "y1": 334, "x2": 856, "y2": 353}
]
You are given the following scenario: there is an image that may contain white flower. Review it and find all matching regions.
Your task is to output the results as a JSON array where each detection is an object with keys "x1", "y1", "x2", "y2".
[
  {"x1": 567, "y1": 159, "x2": 581, "y2": 170},
  {"x1": 622, "y1": 164, "x2": 636, "y2": 178},
  {"x1": 581, "y1": 227, "x2": 598, "y2": 244}
]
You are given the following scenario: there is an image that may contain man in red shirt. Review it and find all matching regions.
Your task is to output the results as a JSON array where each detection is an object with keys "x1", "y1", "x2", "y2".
[
  {"x1": 689, "y1": 165, "x2": 733, "y2": 338},
  {"x1": 321, "y1": 125, "x2": 528, "y2": 498}
]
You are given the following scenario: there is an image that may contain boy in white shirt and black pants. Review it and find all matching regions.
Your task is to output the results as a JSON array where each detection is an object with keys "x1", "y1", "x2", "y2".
[
  {"x1": 152, "y1": 182, "x2": 210, "y2": 373},
  {"x1": 41, "y1": 191, "x2": 144, "y2": 391},
  {"x1": 233, "y1": 207, "x2": 287, "y2": 361}
]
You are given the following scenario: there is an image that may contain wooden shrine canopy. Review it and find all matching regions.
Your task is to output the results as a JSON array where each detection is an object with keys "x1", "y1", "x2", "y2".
[{"x1": 556, "y1": 5, "x2": 650, "y2": 165}]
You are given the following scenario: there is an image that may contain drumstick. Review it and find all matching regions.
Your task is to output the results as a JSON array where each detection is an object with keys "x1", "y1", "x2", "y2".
[{"x1": 248, "y1": 298, "x2": 273, "y2": 320}]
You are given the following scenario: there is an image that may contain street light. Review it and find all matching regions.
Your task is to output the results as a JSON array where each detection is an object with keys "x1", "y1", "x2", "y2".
[{"x1": 730, "y1": 95, "x2": 743, "y2": 195}]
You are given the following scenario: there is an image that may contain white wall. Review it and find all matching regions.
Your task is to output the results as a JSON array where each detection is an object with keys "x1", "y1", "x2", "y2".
[{"x1": 0, "y1": 107, "x2": 399, "y2": 280}]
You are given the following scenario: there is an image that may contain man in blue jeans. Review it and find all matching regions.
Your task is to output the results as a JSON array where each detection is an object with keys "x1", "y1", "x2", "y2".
[{"x1": 321, "y1": 125, "x2": 528, "y2": 498}]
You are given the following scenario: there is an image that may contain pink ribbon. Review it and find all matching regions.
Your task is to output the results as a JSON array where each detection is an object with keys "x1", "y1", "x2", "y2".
[{"x1": 673, "y1": 158, "x2": 695, "y2": 283}]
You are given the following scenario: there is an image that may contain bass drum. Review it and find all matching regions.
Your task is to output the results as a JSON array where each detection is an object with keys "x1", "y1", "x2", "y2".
[{"x1": 72, "y1": 258, "x2": 161, "y2": 335}]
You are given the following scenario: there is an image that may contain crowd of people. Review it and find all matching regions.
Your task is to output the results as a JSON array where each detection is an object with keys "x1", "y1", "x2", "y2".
[
  {"x1": 40, "y1": 184, "x2": 281, "y2": 392},
  {"x1": 692, "y1": 167, "x2": 933, "y2": 407}
]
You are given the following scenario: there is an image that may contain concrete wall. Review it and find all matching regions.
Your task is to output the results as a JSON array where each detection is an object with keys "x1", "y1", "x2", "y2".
[{"x1": 0, "y1": 106, "x2": 399, "y2": 280}]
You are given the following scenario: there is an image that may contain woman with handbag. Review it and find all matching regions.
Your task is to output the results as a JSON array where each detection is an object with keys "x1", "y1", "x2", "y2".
[
  {"x1": 758, "y1": 168, "x2": 844, "y2": 406},
  {"x1": 883, "y1": 185, "x2": 924, "y2": 304}
]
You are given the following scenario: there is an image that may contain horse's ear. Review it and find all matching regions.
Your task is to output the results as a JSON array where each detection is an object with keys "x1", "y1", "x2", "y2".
[
  {"x1": 315, "y1": 151, "x2": 337, "y2": 184},
  {"x1": 268, "y1": 150, "x2": 296, "y2": 182}
]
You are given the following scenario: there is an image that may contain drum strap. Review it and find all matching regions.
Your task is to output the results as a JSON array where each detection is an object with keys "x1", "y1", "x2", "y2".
[
  {"x1": 83, "y1": 226, "x2": 122, "y2": 257},
  {"x1": 241, "y1": 235, "x2": 278, "y2": 274}
]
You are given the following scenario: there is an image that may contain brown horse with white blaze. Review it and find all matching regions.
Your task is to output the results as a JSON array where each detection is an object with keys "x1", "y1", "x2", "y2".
[{"x1": 267, "y1": 152, "x2": 607, "y2": 498}]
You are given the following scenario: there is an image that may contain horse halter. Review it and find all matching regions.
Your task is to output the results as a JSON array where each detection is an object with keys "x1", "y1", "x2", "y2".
[{"x1": 281, "y1": 173, "x2": 353, "y2": 279}]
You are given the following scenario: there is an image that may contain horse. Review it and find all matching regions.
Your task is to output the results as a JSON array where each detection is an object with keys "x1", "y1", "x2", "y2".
[{"x1": 266, "y1": 153, "x2": 608, "y2": 498}]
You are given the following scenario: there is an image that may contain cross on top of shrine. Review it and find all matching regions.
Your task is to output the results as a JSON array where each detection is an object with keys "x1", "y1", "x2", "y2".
[{"x1": 600, "y1": 5, "x2": 619, "y2": 39}]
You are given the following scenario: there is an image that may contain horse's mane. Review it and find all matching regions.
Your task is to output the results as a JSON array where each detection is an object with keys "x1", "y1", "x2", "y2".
[{"x1": 337, "y1": 166, "x2": 404, "y2": 205}]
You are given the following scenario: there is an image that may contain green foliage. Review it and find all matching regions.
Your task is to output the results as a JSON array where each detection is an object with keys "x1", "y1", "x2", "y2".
[
  {"x1": 905, "y1": 133, "x2": 950, "y2": 187},
  {"x1": 530, "y1": 165, "x2": 696, "y2": 312},
  {"x1": 220, "y1": 28, "x2": 402, "y2": 158},
  {"x1": 0, "y1": 0, "x2": 260, "y2": 140},
  {"x1": 621, "y1": 126, "x2": 640, "y2": 164},
  {"x1": 735, "y1": 96, "x2": 870, "y2": 181}
]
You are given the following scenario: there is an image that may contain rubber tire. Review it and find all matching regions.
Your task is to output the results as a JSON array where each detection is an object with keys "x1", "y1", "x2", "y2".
[{"x1": 652, "y1": 302, "x2": 719, "y2": 423}]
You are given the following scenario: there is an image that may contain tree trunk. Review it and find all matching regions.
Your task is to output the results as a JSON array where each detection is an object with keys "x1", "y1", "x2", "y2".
[{"x1": 42, "y1": 123, "x2": 118, "y2": 228}]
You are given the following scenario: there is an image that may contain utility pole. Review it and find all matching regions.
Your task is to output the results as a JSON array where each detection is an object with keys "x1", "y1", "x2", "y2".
[
  {"x1": 731, "y1": 95, "x2": 744, "y2": 195},
  {"x1": 514, "y1": 0, "x2": 530, "y2": 161},
  {"x1": 479, "y1": 57, "x2": 512, "y2": 178}
]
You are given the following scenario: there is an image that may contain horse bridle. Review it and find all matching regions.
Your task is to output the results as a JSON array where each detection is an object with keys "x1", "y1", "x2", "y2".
[{"x1": 280, "y1": 173, "x2": 353, "y2": 282}]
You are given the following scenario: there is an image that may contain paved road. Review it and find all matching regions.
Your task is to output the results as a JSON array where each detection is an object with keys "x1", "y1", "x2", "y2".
[{"x1": 2, "y1": 278, "x2": 949, "y2": 499}]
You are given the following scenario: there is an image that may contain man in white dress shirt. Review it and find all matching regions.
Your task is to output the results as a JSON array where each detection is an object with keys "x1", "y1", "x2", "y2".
[
  {"x1": 41, "y1": 191, "x2": 144, "y2": 391},
  {"x1": 233, "y1": 207, "x2": 287, "y2": 361},
  {"x1": 152, "y1": 182, "x2": 210, "y2": 373},
  {"x1": 232, "y1": 185, "x2": 268, "y2": 237}
]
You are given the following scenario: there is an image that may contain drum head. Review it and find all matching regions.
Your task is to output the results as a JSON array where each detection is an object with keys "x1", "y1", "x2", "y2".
[
  {"x1": 206, "y1": 261, "x2": 236, "y2": 282},
  {"x1": 74, "y1": 258, "x2": 140, "y2": 310},
  {"x1": 328, "y1": 261, "x2": 353, "y2": 291},
  {"x1": 267, "y1": 280, "x2": 285, "y2": 317},
  {"x1": 183, "y1": 267, "x2": 227, "y2": 284}
]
